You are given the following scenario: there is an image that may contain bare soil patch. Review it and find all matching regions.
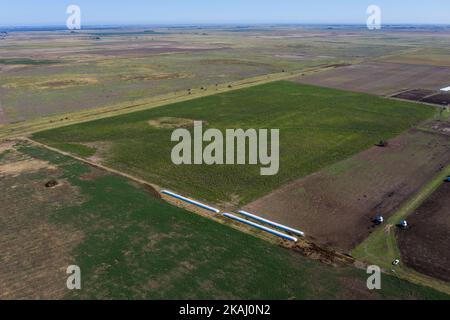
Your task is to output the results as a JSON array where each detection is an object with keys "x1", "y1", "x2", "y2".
[
  {"x1": 244, "y1": 129, "x2": 450, "y2": 252},
  {"x1": 83, "y1": 141, "x2": 112, "y2": 164},
  {"x1": 397, "y1": 182, "x2": 450, "y2": 282},
  {"x1": 0, "y1": 158, "x2": 56, "y2": 177},
  {"x1": 296, "y1": 62, "x2": 450, "y2": 96},
  {"x1": 120, "y1": 72, "x2": 192, "y2": 82},
  {"x1": 421, "y1": 120, "x2": 450, "y2": 136},
  {"x1": 37, "y1": 78, "x2": 98, "y2": 89},
  {"x1": 147, "y1": 117, "x2": 205, "y2": 129},
  {"x1": 2, "y1": 77, "x2": 98, "y2": 90}
]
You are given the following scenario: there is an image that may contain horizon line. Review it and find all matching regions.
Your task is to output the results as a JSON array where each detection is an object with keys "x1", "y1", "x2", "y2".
[{"x1": 1, "y1": 22, "x2": 450, "y2": 28}]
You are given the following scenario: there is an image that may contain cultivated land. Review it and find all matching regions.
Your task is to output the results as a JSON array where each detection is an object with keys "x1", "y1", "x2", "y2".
[
  {"x1": 2, "y1": 141, "x2": 447, "y2": 300},
  {"x1": 244, "y1": 128, "x2": 450, "y2": 251},
  {"x1": 397, "y1": 182, "x2": 450, "y2": 283},
  {"x1": 297, "y1": 61, "x2": 450, "y2": 96},
  {"x1": 32, "y1": 81, "x2": 435, "y2": 206},
  {"x1": 352, "y1": 160, "x2": 450, "y2": 295},
  {"x1": 2, "y1": 25, "x2": 450, "y2": 299}
]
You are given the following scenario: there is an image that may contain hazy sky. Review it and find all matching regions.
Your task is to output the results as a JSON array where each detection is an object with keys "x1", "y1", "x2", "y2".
[{"x1": 0, "y1": 0, "x2": 449, "y2": 26}]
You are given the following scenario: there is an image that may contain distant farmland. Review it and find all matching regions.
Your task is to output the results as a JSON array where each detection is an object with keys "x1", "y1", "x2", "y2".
[{"x1": 33, "y1": 81, "x2": 435, "y2": 205}]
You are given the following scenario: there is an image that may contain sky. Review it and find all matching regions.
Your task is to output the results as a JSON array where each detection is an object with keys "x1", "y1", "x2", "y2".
[{"x1": 0, "y1": 0, "x2": 449, "y2": 26}]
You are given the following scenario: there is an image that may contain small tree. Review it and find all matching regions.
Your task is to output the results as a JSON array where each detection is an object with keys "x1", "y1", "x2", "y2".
[{"x1": 376, "y1": 140, "x2": 388, "y2": 147}]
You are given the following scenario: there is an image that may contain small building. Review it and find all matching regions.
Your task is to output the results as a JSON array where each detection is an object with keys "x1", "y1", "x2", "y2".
[{"x1": 400, "y1": 220, "x2": 408, "y2": 229}]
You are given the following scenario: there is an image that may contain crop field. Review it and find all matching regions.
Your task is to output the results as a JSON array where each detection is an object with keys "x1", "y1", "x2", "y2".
[
  {"x1": 32, "y1": 81, "x2": 435, "y2": 206},
  {"x1": 244, "y1": 128, "x2": 450, "y2": 252},
  {"x1": 297, "y1": 61, "x2": 450, "y2": 96},
  {"x1": 397, "y1": 182, "x2": 450, "y2": 283},
  {"x1": 2, "y1": 140, "x2": 447, "y2": 299}
]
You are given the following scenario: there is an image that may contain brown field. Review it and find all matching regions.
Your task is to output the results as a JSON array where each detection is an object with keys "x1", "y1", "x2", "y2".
[
  {"x1": 296, "y1": 62, "x2": 450, "y2": 96},
  {"x1": 397, "y1": 182, "x2": 450, "y2": 282},
  {"x1": 392, "y1": 89, "x2": 436, "y2": 102},
  {"x1": 244, "y1": 129, "x2": 450, "y2": 252},
  {"x1": 393, "y1": 89, "x2": 450, "y2": 106},
  {"x1": 422, "y1": 93, "x2": 450, "y2": 106}
]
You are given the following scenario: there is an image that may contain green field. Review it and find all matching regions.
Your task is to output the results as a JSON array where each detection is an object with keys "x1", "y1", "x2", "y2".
[
  {"x1": 33, "y1": 81, "x2": 435, "y2": 205},
  {"x1": 3, "y1": 142, "x2": 447, "y2": 299}
]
